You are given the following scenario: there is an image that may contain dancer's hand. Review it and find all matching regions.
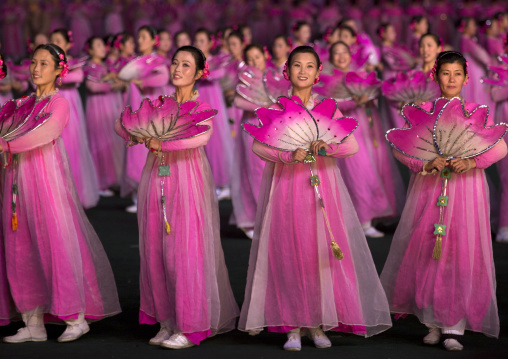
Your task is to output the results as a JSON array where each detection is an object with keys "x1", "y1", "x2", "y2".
[
  {"x1": 450, "y1": 158, "x2": 475, "y2": 173},
  {"x1": 424, "y1": 157, "x2": 447, "y2": 172},
  {"x1": 129, "y1": 135, "x2": 143, "y2": 145},
  {"x1": 354, "y1": 94, "x2": 369, "y2": 106},
  {"x1": 292, "y1": 148, "x2": 307, "y2": 162},
  {"x1": 145, "y1": 137, "x2": 161, "y2": 151},
  {"x1": 310, "y1": 140, "x2": 329, "y2": 155}
]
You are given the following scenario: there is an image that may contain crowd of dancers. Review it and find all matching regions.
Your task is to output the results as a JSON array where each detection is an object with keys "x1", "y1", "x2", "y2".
[{"x1": 0, "y1": 0, "x2": 507, "y2": 353}]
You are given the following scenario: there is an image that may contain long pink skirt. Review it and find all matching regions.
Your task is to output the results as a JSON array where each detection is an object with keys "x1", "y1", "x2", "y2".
[
  {"x1": 59, "y1": 88, "x2": 100, "y2": 208},
  {"x1": 137, "y1": 149, "x2": 239, "y2": 344},
  {"x1": 380, "y1": 169, "x2": 499, "y2": 337},
  {"x1": 239, "y1": 157, "x2": 392, "y2": 336},
  {"x1": 1, "y1": 139, "x2": 121, "y2": 323}
]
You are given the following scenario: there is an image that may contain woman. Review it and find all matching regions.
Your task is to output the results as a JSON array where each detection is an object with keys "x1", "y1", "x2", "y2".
[
  {"x1": 119, "y1": 25, "x2": 170, "y2": 212},
  {"x1": 418, "y1": 33, "x2": 443, "y2": 75},
  {"x1": 50, "y1": 28, "x2": 100, "y2": 209},
  {"x1": 239, "y1": 46, "x2": 392, "y2": 351},
  {"x1": 231, "y1": 44, "x2": 271, "y2": 238},
  {"x1": 83, "y1": 36, "x2": 126, "y2": 195},
  {"x1": 194, "y1": 28, "x2": 234, "y2": 200},
  {"x1": 407, "y1": 15, "x2": 429, "y2": 57},
  {"x1": 270, "y1": 35, "x2": 291, "y2": 74},
  {"x1": 291, "y1": 21, "x2": 312, "y2": 48},
  {"x1": 0, "y1": 43, "x2": 120, "y2": 343},
  {"x1": 380, "y1": 51, "x2": 507, "y2": 351},
  {"x1": 115, "y1": 46, "x2": 239, "y2": 349},
  {"x1": 327, "y1": 41, "x2": 402, "y2": 238}
]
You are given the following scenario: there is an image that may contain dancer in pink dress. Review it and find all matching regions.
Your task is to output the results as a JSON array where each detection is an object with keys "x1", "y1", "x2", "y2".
[
  {"x1": 239, "y1": 46, "x2": 392, "y2": 351},
  {"x1": 50, "y1": 29, "x2": 100, "y2": 209},
  {"x1": 407, "y1": 15, "x2": 429, "y2": 57},
  {"x1": 291, "y1": 21, "x2": 312, "y2": 49},
  {"x1": 118, "y1": 25, "x2": 170, "y2": 212},
  {"x1": 194, "y1": 28, "x2": 235, "y2": 200},
  {"x1": 381, "y1": 51, "x2": 507, "y2": 351},
  {"x1": 83, "y1": 37, "x2": 126, "y2": 195},
  {"x1": 174, "y1": 31, "x2": 192, "y2": 49},
  {"x1": 157, "y1": 29, "x2": 175, "y2": 97},
  {"x1": 0, "y1": 43, "x2": 120, "y2": 344},
  {"x1": 115, "y1": 45, "x2": 239, "y2": 349},
  {"x1": 319, "y1": 41, "x2": 402, "y2": 238}
]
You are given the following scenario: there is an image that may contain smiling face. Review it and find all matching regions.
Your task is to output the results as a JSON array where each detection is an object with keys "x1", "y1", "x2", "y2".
[
  {"x1": 170, "y1": 50, "x2": 202, "y2": 88},
  {"x1": 414, "y1": 18, "x2": 429, "y2": 34},
  {"x1": 246, "y1": 47, "x2": 266, "y2": 72},
  {"x1": 50, "y1": 32, "x2": 70, "y2": 54},
  {"x1": 289, "y1": 52, "x2": 319, "y2": 90},
  {"x1": 419, "y1": 36, "x2": 442, "y2": 65},
  {"x1": 30, "y1": 49, "x2": 62, "y2": 87},
  {"x1": 137, "y1": 29, "x2": 156, "y2": 54},
  {"x1": 339, "y1": 30, "x2": 356, "y2": 47},
  {"x1": 326, "y1": 28, "x2": 340, "y2": 45},
  {"x1": 436, "y1": 62, "x2": 468, "y2": 99},
  {"x1": 194, "y1": 32, "x2": 212, "y2": 54},
  {"x1": 330, "y1": 43, "x2": 351, "y2": 71}
]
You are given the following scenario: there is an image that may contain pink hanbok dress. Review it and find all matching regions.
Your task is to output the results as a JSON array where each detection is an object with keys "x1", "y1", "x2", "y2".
[
  {"x1": 0, "y1": 93, "x2": 121, "y2": 325},
  {"x1": 239, "y1": 95, "x2": 392, "y2": 337},
  {"x1": 115, "y1": 95, "x2": 239, "y2": 345},
  {"x1": 58, "y1": 59, "x2": 100, "y2": 208},
  {"x1": 84, "y1": 61, "x2": 125, "y2": 189},
  {"x1": 380, "y1": 102, "x2": 507, "y2": 337}
]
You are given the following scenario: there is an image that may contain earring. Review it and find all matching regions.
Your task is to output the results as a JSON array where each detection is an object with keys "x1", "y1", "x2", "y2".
[{"x1": 59, "y1": 77, "x2": 62, "y2": 86}]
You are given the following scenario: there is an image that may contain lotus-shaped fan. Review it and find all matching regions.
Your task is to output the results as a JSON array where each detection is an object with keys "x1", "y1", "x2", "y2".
[
  {"x1": 344, "y1": 72, "x2": 381, "y2": 100},
  {"x1": 382, "y1": 70, "x2": 441, "y2": 103},
  {"x1": 382, "y1": 45, "x2": 415, "y2": 71},
  {"x1": 386, "y1": 97, "x2": 508, "y2": 161},
  {"x1": 313, "y1": 69, "x2": 352, "y2": 101},
  {"x1": 236, "y1": 66, "x2": 290, "y2": 106},
  {"x1": 242, "y1": 95, "x2": 358, "y2": 151},
  {"x1": 118, "y1": 55, "x2": 167, "y2": 81},
  {"x1": 120, "y1": 96, "x2": 216, "y2": 141},
  {"x1": 0, "y1": 96, "x2": 52, "y2": 142},
  {"x1": 481, "y1": 56, "x2": 508, "y2": 87}
]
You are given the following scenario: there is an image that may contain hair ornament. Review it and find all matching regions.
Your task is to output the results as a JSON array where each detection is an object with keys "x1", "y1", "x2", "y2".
[
  {"x1": 154, "y1": 34, "x2": 160, "y2": 48},
  {"x1": 283, "y1": 61, "x2": 289, "y2": 80},
  {"x1": 67, "y1": 30, "x2": 73, "y2": 44},
  {"x1": 58, "y1": 53, "x2": 69, "y2": 78},
  {"x1": 263, "y1": 46, "x2": 272, "y2": 61},
  {"x1": 0, "y1": 58, "x2": 5, "y2": 80},
  {"x1": 114, "y1": 35, "x2": 123, "y2": 50},
  {"x1": 201, "y1": 60, "x2": 210, "y2": 79}
]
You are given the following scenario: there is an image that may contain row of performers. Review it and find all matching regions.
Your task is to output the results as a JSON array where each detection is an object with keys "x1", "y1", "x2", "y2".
[
  {"x1": 2, "y1": 21, "x2": 507, "y2": 240},
  {"x1": 0, "y1": 44, "x2": 506, "y2": 351}
]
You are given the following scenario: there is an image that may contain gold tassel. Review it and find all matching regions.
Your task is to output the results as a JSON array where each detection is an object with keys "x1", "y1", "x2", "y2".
[
  {"x1": 165, "y1": 221, "x2": 171, "y2": 235},
  {"x1": 330, "y1": 241, "x2": 344, "y2": 260},
  {"x1": 11, "y1": 214, "x2": 17, "y2": 231},
  {"x1": 373, "y1": 138, "x2": 378, "y2": 148},
  {"x1": 432, "y1": 235, "x2": 442, "y2": 260}
]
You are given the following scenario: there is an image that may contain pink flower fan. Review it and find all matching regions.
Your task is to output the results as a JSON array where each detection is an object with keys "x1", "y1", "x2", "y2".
[
  {"x1": 118, "y1": 55, "x2": 167, "y2": 81},
  {"x1": 243, "y1": 96, "x2": 358, "y2": 151},
  {"x1": 481, "y1": 56, "x2": 508, "y2": 87},
  {"x1": 0, "y1": 96, "x2": 52, "y2": 142},
  {"x1": 386, "y1": 97, "x2": 508, "y2": 161},
  {"x1": 313, "y1": 69, "x2": 352, "y2": 101},
  {"x1": 236, "y1": 66, "x2": 290, "y2": 106},
  {"x1": 382, "y1": 70, "x2": 441, "y2": 103},
  {"x1": 344, "y1": 71, "x2": 381, "y2": 100},
  {"x1": 120, "y1": 96, "x2": 216, "y2": 141}
]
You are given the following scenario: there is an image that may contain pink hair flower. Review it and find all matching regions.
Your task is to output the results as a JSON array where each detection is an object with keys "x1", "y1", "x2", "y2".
[
  {"x1": 201, "y1": 60, "x2": 210, "y2": 79},
  {"x1": 58, "y1": 53, "x2": 69, "y2": 78}
]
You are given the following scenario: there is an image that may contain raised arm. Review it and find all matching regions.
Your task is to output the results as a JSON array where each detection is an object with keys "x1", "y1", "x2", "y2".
[{"x1": 60, "y1": 67, "x2": 85, "y2": 86}]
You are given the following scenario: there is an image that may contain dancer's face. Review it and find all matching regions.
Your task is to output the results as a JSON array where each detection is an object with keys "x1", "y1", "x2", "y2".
[
  {"x1": 295, "y1": 25, "x2": 311, "y2": 44},
  {"x1": 34, "y1": 33, "x2": 49, "y2": 48},
  {"x1": 121, "y1": 37, "x2": 135, "y2": 56},
  {"x1": 419, "y1": 36, "x2": 442, "y2": 65},
  {"x1": 330, "y1": 43, "x2": 351, "y2": 71},
  {"x1": 227, "y1": 37, "x2": 244, "y2": 59},
  {"x1": 170, "y1": 51, "x2": 202, "y2": 87},
  {"x1": 89, "y1": 38, "x2": 107, "y2": 59},
  {"x1": 30, "y1": 49, "x2": 62, "y2": 86},
  {"x1": 245, "y1": 48, "x2": 266, "y2": 72},
  {"x1": 272, "y1": 37, "x2": 290, "y2": 60},
  {"x1": 289, "y1": 52, "x2": 319, "y2": 90},
  {"x1": 137, "y1": 29, "x2": 156, "y2": 54},
  {"x1": 414, "y1": 18, "x2": 429, "y2": 34},
  {"x1": 50, "y1": 33, "x2": 70, "y2": 54},
  {"x1": 326, "y1": 28, "x2": 340, "y2": 45},
  {"x1": 175, "y1": 33, "x2": 191, "y2": 48},
  {"x1": 339, "y1": 30, "x2": 356, "y2": 47},
  {"x1": 383, "y1": 25, "x2": 397, "y2": 43},
  {"x1": 194, "y1": 32, "x2": 212, "y2": 54},
  {"x1": 158, "y1": 32, "x2": 172, "y2": 53},
  {"x1": 436, "y1": 62, "x2": 467, "y2": 99}
]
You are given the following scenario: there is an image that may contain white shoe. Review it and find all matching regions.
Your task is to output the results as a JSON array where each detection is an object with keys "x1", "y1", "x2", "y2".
[
  {"x1": 307, "y1": 328, "x2": 332, "y2": 348},
  {"x1": 126, "y1": 203, "x2": 137, "y2": 213},
  {"x1": 3, "y1": 326, "x2": 47, "y2": 343},
  {"x1": 217, "y1": 187, "x2": 231, "y2": 201},
  {"x1": 160, "y1": 333, "x2": 195, "y2": 349},
  {"x1": 443, "y1": 338, "x2": 463, "y2": 351},
  {"x1": 423, "y1": 328, "x2": 441, "y2": 345},
  {"x1": 283, "y1": 332, "x2": 301, "y2": 351},
  {"x1": 242, "y1": 228, "x2": 254, "y2": 239},
  {"x1": 495, "y1": 231, "x2": 508, "y2": 242},
  {"x1": 364, "y1": 226, "x2": 385, "y2": 238},
  {"x1": 57, "y1": 321, "x2": 90, "y2": 343},
  {"x1": 99, "y1": 189, "x2": 115, "y2": 197},
  {"x1": 149, "y1": 327, "x2": 172, "y2": 345}
]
